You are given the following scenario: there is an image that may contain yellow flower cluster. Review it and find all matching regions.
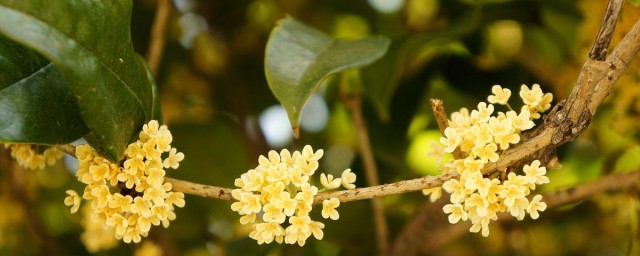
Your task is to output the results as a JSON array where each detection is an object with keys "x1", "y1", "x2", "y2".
[
  {"x1": 232, "y1": 145, "x2": 356, "y2": 246},
  {"x1": 65, "y1": 120, "x2": 185, "y2": 244},
  {"x1": 4, "y1": 143, "x2": 64, "y2": 170},
  {"x1": 424, "y1": 84, "x2": 552, "y2": 237}
]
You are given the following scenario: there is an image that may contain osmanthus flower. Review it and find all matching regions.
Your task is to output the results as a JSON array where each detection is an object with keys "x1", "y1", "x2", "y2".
[
  {"x1": 424, "y1": 84, "x2": 554, "y2": 237},
  {"x1": 487, "y1": 85, "x2": 512, "y2": 105},
  {"x1": 422, "y1": 187, "x2": 442, "y2": 202},
  {"x1": 65, "y1": 120, "x2": 185, "y2": 245},
  {"x1": 341, "y1": 169, "x2": 357, "y2": 189},
  {"x1": 231, "y1": 145, "x2": 356, "y2": 246},
  {"x1": 4, "y1": 143, "x2": 65, "y2": 170},
  {"x1": 65, "y1": 190, "x2": 82, "y2": 213}
]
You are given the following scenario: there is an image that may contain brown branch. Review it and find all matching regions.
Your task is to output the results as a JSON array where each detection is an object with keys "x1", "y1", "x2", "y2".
[
  {"x1": 164, "y1": 177, "x2": 233, "y2": 201},
  {"x1": 146, "y1": 0, "x2": 172, "y2": 75},
  {"x1": 430, "y1": 99, "x2": 464, "y2": 159},
  {"x1": 343, "y1": 94, "x2": 389, "y2": 254},
  {"x1": 418, "y1": 169, "x2": 640, "y2": 254},
  {"x1": 589, "y1": 0, "x2": 624, "y2": 60},
  {"x1": 391, "y1": 3, "x2": 636, "y2": 254},
  {"x1": 57, "y1": 143, "x2": 457, "y2": 203},
  {"x1": 57, "y1": 144, "x2": 76, "y2": 157}
]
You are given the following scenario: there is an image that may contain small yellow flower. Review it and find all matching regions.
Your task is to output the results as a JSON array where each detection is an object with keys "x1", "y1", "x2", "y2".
[
  {"x1": 240, "y1": 193, "x2": 262, "y2": 214},
  {"x1": 108, "y1": 194, "x2": 133, "y2": 211},
  {"x1": 165, "y1": 192, "x2": 186, "y2": 208},
  {"x1": 527, "y1": 194, "x2": 546, "y2": 219},
  {"x1": 274, "y1": 192, "x2": 297, "y2": 216},
  {"x1": 494, "y1": 132, "x2": 520, "y2": 150},
  {"x1": 471, "y1": 102, "x2": 494, "y2": 123},
  {"x1": 64, "y1": 190, "x2": 82, "y2": 213},
  {"x1": 162, "y1": 148, "x2": 184, "y2": 169},
  {"x1": 263, "y1": 204, "x2": 286, "y2": 223},
  {"x1": 240, "y1": 169, "x2": 264, "y2": 192},
  {"x1": 288, "y1": 215, "x2": 311, "y2": 234},
  {"x1": 240, "y1": 213, "x2": 257, "y2": 225},
  {"x1": 123, "y1": 156, "x2": 145, "y2": 175},
  {"x1": 440, "y1": 127, "x2": 462, "y2": 153},
  {"x1": 443, "y1": 203, "x2": 468, "y2": 223},
  {"x1": 523, "y1": 160, "x2": 550, "y2": 188},
  {"x1": 320, "y1": 173, "x2": 341, "y2": 190},
  {"x1": 155, "y1": 131, "x2": 173, "y2": 152},
  {"x1": 471, "y1": 143, "x2": 499, "y2": 163},
  {"x1": 520, "y1": 84, "x2": 544, "y2": 107},
  {"x1": 130, "y1": 197, "x2": 152, "y2": 218},
  {"x1": 255, "y1": 222, "x2": 285, "y2": 244},
  {"x1": 308, "y1": 221, "x2": 325, "y2": 240},
  {"x1": 43, "y1": 147, "x2": 64, "y2": 166},
  {"x1": 465, "y1": 193, "x2": 490, "y2": 217},
  {"x1": 142, "y1": 187, "x2": 165, "y2": 205},
  {"x1": 294, "y1": 184, "x2": 318, "y2": 204},
  {"x1": 499, "y1": 185, "x2": 525, "y2": 209},
  {"x1": 470, "y1": 123, "x2": 493, "y2": 146},
  {"x1": 487, "y1": 85, "x2": 511, "y2": 105},
  {"x1": 91, "y1": 185, "x2": 111, "y2": 208},
  {"x1": 321, "y1": 198, "x2": 340, "y2": 220},
  {"x1": 302, "y1": 145, "x2": 324, "y2": 162},
  {"x1": 442, "y1": 179, "x2": 468, "y2": 204},
  {"x1": 422, "y1": 187, "x2": 442, "y2": 202},
  {"x1": 340, "y1": 169, "x2": 357, "y2": 189}
]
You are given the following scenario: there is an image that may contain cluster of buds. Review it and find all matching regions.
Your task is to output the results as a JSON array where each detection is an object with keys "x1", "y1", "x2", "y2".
[
  {"x1": 424, "y1": 84, "x2": 553, "y2": 236},
  {"x1": 232, "y1": 146, "x2": 356, "y2": 246},
  {"x1": 4, "y1": 143, "x2": 64, "y2": 169},
  {"x1": 64, "y1": 120, "x2": 185, "y2": 243}
]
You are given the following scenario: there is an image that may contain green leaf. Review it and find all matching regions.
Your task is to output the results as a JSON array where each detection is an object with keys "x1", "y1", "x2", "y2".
[
  {"x1": 0, "y1": 35, "x2": 88, "y2": 144},
  {"x1": 0, "y1": 0, "x2": 154, "y2": 161},
  {"x1": 265, "y1": 17, "x2": 390, "y2": 136}
]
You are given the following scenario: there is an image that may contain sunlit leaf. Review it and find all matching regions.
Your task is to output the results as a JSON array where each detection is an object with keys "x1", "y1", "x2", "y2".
[
  {"x1": 0, "y1": 35, "x2": 88, "y2": 144},
  {"x1": 265, "y1": 16, "x2": 390, "y2": 136},
  {"x1": 0, "y1": 0, "x2": 155, "y2": 161}
]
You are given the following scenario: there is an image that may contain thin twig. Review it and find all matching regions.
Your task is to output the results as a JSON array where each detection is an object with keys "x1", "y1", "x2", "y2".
[
  {"x1": 343, "y1": 94, "x2": 389, "y2": 254},
  {"x1": 589, "y1": 0, "x2": 624, "y2": 60},
  {"x1": 430, "y1": 99, "x2": 464, "y2": 159},
  {"x1": 57, "y1": 144, "x2": 456, "y2": 203},
  {"x1": 164, "y1": 177, "x2": 233, "y2": 201},
  {"x1": 146, "y1": 0, "x2": 172, "y2": 75},
  {"x1": 57, "y1": 144, "x2": 76, "y2": 157}
]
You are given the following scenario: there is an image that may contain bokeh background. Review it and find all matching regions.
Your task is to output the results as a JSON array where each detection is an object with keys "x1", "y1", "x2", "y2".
[{"x1": 2, "y1": 0, "x2": 640, "y2": 255}]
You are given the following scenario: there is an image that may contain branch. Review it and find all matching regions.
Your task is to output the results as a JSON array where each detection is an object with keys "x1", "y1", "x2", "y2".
[
  {"x1": 589, "y1": 0, "x2": 624, "y2": 60},
  {"x1": 430, "y1": 99, "x2": 464, "y2": 159},
  {"x1": 343, "y1": 93, "x2": 389, "y2": 254},
  {"x1": 164, "y1": 177, "x2": 233, "y2": 201},
  {"x1": 392, "y1": 2, "x2": 636, "y2": 254},
  {"x1": 52, "y1": 1, "x2": 640, "y2": 235},
  {"x1": 57, "y1": 143, "x2": 457, "y2": 203},
  {"x1": 146, "y1": 0, "x2": 172, "y2": 75}
]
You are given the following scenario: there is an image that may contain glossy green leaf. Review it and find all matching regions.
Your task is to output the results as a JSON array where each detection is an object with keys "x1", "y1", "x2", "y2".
[
  {"x1": 0, "y1": 36, "x2": 88, "y2": 144},
  {"x1": 265, "y1": 17, "x2": 390, "y2": 136},
  {"x1": 0, "y1": 0, "x2": 154, "y2": 161}
]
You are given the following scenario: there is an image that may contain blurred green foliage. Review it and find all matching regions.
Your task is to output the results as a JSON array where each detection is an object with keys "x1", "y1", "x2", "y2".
[{"x1": 0, "y1": 0, "x2": 640, "y2": 255}]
